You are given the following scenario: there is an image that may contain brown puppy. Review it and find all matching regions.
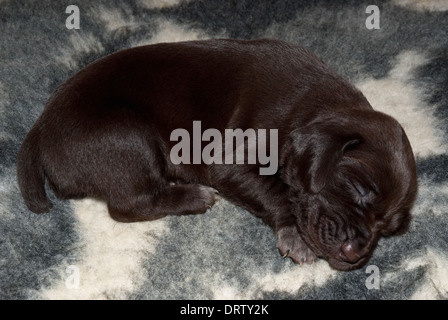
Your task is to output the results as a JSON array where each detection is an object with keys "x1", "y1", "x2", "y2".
[{"x1": 17, "y1": 39, "x2": 417, "y2": 271}]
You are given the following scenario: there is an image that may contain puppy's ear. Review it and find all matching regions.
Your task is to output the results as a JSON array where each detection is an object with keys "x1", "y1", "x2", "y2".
[{"x1": 287, "y1": 123, "x2": 362, "y2": 194}]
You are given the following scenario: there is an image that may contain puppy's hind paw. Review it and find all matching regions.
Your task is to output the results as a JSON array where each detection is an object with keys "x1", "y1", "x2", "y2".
[{"x1": 186, "y1": 184, "x2": 220, "y2": 214}]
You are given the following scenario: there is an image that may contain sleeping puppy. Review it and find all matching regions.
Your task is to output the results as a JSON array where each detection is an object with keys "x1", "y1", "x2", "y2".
[{"x1": 17, "y1": 39, "x2": 417, "y2": 271}]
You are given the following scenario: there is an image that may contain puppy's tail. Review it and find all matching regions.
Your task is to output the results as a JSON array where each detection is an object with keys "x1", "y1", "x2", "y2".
[{"x1": 17, "y1": 126, "x2": 50, "y2": 213}]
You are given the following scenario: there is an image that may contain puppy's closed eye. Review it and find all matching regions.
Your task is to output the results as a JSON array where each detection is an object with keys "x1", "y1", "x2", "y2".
[{"x1": 352, "y1": 182, "x2": 375, "y2": 209}]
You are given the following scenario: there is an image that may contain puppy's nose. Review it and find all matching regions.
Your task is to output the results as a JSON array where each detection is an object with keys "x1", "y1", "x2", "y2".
[{"x1": 339, "y1": 241, "x2": 362, "y2": 263}]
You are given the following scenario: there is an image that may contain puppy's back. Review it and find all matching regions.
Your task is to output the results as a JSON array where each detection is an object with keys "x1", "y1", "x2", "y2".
[{"x1": 17, "y1": 39, "x2": 336, "y2": 213}]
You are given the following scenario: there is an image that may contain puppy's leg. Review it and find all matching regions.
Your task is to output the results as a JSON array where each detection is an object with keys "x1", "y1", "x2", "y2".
[
  {"x1": 211, "y1": 165, "x2": 317, "y2": 264},
  {"x1": 276, "y1": 225, "x2": 317, "y2": 265},
  {"x1": 107, "y1": 184, "x2": 219, "y2": 222}
]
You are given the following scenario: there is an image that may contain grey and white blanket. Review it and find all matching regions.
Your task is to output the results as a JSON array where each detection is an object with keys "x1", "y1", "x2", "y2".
[{"x1": 1, "y1": 0, "x2": 447, "y2": 300}]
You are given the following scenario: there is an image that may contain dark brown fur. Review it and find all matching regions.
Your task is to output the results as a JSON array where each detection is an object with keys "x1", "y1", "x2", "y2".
[{"x1": 17, "y1": 39, "x2": 417, "y2": 271}]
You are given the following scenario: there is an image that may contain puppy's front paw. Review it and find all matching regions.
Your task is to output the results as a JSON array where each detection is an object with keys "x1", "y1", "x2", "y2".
[{"x1": 276, "y1": 226, "x2": 317, "y2": 265}]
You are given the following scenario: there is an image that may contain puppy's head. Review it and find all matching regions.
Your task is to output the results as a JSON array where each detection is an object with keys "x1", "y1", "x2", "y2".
[{"x1": 283, "y1": 110, "x2": 417, "y2": 271}]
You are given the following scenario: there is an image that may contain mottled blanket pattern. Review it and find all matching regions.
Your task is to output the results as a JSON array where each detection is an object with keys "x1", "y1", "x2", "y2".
[{"x1": 1, "y1": 0, "x2": 447, "y2": 300}]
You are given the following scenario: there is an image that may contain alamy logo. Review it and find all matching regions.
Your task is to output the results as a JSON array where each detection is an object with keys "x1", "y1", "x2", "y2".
[
  {"x1": 65, "y1": 5, "x2": 80, "y2": 30},
  {"x1": 170, "y1": 121, "x2": 278, "y2": 175}
]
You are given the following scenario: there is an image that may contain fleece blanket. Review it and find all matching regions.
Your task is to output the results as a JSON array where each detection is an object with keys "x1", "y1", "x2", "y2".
[{"x1": 1, "y1": 0, "x2": 447, "y2": 300}]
